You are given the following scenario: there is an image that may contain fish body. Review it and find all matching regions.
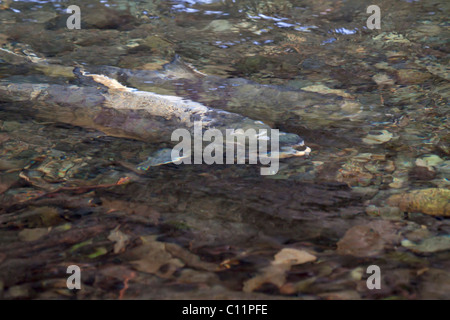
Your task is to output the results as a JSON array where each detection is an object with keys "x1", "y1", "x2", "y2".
[
  {"x1": 0, "y1": 49, "x2": 311, "y2": 165},
  {"x1": 0, "y1": 48, "x2": 344, "y2": 124},
  {"x1": 0, "y1": 56, "x2": 309, "y2": 161},
  {"x1": 1, "y1": 48, "x2": 349, "y2": 127},
  {"x1": 87, "y1": 57, "x2": 341, "y2": 124}
]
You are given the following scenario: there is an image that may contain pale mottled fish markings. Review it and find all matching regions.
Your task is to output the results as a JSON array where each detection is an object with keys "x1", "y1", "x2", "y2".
[{"x1": 0, "y1": 48, "x2": 311, "y2": 165}]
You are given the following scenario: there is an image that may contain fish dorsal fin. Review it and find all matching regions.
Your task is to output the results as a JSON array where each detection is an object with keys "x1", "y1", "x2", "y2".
[
  {"x1": 79, "y1": 69, "x2": 133, "y2": 92},
  {"x1": 162, "y1": 55, "x2": 206, "y2": 79}
]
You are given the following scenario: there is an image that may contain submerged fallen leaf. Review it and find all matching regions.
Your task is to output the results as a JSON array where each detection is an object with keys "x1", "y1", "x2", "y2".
[
  {"x1": 243, "y1": 264, "x2": 288, "y2": 293},
  {"x1": 165, "y1": 243, "x2": 217, "y2": 272},
  {"x1": 107, "y1": 227, "x2": 130, "y2": 254},
  {"x1": 243, "y1": 248, "x2": 317, "y2": 293},
  {"x1": 129, "y1": 236, "x2": 184, "y2": 278},
  {"x1": 70, "y1": 239, "x2": 93, "y2": 253},
  {"x1": 273, "y1": 248, "x2": 317, "y2": 266},
  {"x1": 117, "y1": 176, "x2": 132, "y2": 185},
  {"x1": 88, "y1": 247, "x2": 108, "y2": 259},
  {"x1": 132, "y1": 251, "x2": 184, "y2": 277},
  {"x1": 18, "y1": 228, "x2": 48, "y2": 242},
  {"x1": 131, "y1": 239, "x2": 216, "y2": 277}
]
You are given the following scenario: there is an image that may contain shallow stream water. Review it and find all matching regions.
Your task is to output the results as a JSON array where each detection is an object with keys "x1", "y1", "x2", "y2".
[{"x1": 0, "y1": 0, "x2": 448, "y2": 299}]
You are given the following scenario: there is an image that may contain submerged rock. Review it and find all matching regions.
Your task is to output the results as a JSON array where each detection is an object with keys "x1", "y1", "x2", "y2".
[
  {"x1": 202, "y1": 20, "x2": 234, "y2": 33},
  {"x1": 139, "y1": 35, "x2": 175, "y2": 55},
  {"x1": 362, "y1": 130, "x2": 393, "y2": 145},
  {"x1": 387, "y1": 188, "x2": 450, "y2": 217},
  {"x1": 337, "y1": 225, "x2": 385, "y2": 257},
  {"x1": 402, "y1": 236, "x2": 450, "y2": 253},
  {"x1": 396, "y1": 69, "x2": 432, "y2": 85},
  {"x1": 415, "y1": 154, "x2": 444, "y2": 168},
  {"x1": 409, "y1": 166, "x2": 436, "y2": 181},
  {"x1": 337, "y1": 220, "x2": 402, "y2": 258}
]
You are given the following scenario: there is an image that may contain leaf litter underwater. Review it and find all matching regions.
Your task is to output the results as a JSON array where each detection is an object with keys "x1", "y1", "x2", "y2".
[{"x1": 0, "y1": 0, "x2": 449, "y2": 299}]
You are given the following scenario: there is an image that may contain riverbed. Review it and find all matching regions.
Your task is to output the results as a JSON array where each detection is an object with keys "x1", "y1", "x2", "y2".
[{"x1": 0, "y1": 0, "x2": 448, "y2": 299}]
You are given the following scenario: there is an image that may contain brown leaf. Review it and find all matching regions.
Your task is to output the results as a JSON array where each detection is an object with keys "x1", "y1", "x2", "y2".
[
  {"x1": 243, "y1": 248, "x2": 317, "y2": 293},
  {"x1": 273, "y1": 248, "x2": 317, "y2": 266},
  {"x1": 130, "y1": 237, "x2": 184, "y2": 278},
  {"x1": 18, "y1": 228, "x2": 49, "y2": 242},
  {"x1": 165, "y1": 243, "x2": 217, "y2": 272},
  {"x1": 243, "y1": 264, "x2": 287, "y2": 293},
  {"x1": 107, "y1": 227, "x2": 130, "y2": 254}
]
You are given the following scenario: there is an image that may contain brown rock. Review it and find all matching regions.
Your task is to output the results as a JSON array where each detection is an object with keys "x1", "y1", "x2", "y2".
[
  {"x1": 337, "y1": 225, "x2": 385, "y2": 257},
  {"x1": 396, "y1": 69, "x2": 432, "y2": 85},
  {"x1": 337, "y1": 221, "x2": 402, "y2": 257},
  {"x1": 387, "y1": 188, "x2": 450, "y2": 216},
  {"x1": 409, "y1": 166, "x2": 436, "y2": 181},
  {"x1": 83, "y1": 8, "x2": 135, "y2": 30}
]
